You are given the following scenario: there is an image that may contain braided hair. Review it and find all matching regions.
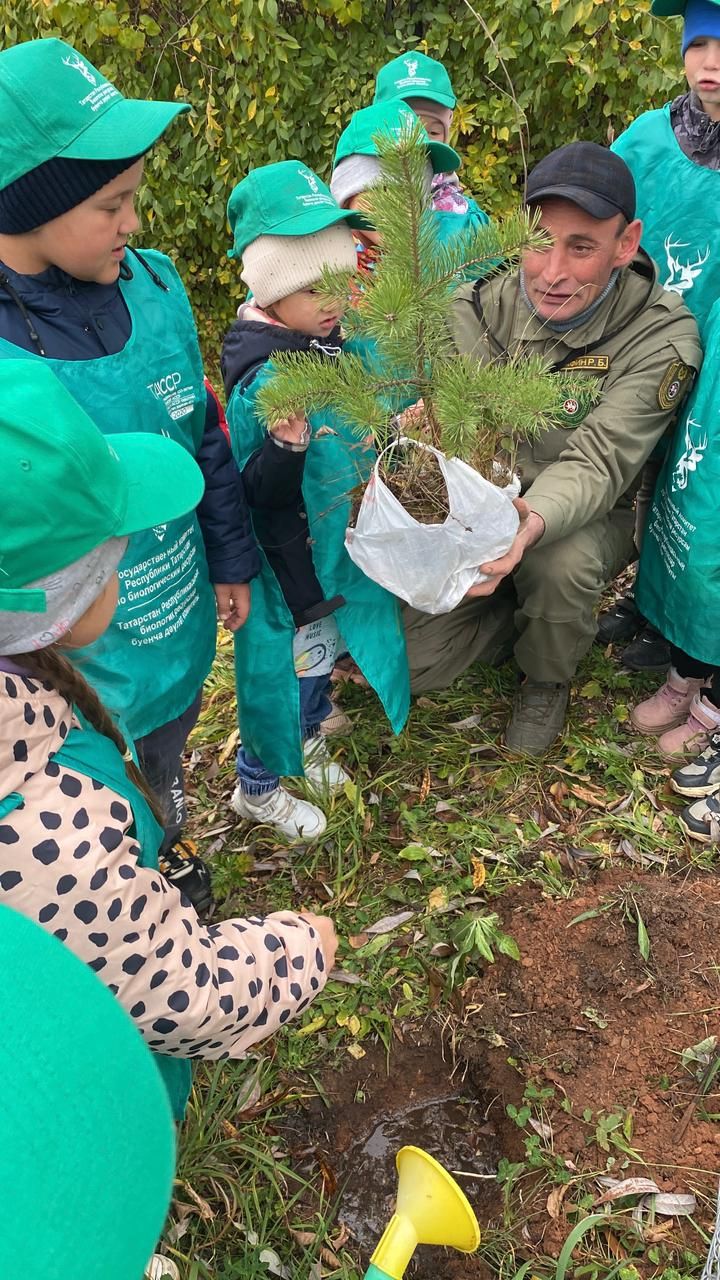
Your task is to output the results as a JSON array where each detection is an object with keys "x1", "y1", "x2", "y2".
[{"x1": 17, "y1": 645, "x2": 165, "y2": 827}]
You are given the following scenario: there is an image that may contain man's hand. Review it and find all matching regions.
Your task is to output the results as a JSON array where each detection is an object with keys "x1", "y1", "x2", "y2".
[
  {"x1": 465, "y1": 498, "x2": 545, "y2": 598},
  {"x1": 214, "y1": 583, "x2": 251, "y2": 631}
]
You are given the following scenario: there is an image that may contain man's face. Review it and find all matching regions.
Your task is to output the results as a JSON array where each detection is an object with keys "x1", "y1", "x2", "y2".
[{"x1": 522, "y1": 197, "x2": 641, "y2": 322}]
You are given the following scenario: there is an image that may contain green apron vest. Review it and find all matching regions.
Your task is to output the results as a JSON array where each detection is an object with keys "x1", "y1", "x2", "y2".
[
  {"x1": 0, "y1": 714, "x2": 192, "y2": 1120},
  {"x1": 613, "y1": 107, "x2": 720, "y2": 337},
  {"x1": 435, "y1": 196, "x2": 489, "y2": 246},
  {"x1": 228, "y1": 371, "x2": 410, "y2": 778},
  {"x1": 635, "y1": 296, "x2": 720, "y2": 665},
  {"x1": 0, "y1": 250, "x2": 216, "y2": 741}
]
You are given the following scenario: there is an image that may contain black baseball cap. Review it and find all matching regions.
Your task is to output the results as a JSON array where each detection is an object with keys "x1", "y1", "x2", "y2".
[{"x1": 526, "y1": 141, "x2": 636, "y2": 223}]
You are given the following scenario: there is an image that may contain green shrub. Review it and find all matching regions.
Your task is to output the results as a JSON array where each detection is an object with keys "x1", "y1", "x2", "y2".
[{"x1": 6, "y1": 1, "x2": 683, "y2": 353}]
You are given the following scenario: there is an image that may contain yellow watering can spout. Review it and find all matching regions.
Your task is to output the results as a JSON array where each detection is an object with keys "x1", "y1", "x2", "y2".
[{"x1": 363, "y1": 1146, "x2": 481, "y2": 1280}]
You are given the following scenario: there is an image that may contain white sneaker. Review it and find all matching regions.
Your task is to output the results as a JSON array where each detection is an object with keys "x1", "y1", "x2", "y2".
[
  {"x1": 145, "y1": 1258, "x2": 180, "y2": 1280},
  {"x1": 303, "y1": 736, "x2": 351, "y2": 791},
  {"x1": 231, "y1": 783, "x2": 327, "y2": 840}
]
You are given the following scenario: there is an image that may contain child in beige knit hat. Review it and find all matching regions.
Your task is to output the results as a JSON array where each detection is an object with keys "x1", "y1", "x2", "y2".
[{"x1": 220, "y1": 162, "x2": 409, "y2": 841}]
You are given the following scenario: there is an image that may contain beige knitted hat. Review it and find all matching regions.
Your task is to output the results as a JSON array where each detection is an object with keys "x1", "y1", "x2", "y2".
[{"x1": 241, "y1": 222, "x2": 358, "y2": 307}]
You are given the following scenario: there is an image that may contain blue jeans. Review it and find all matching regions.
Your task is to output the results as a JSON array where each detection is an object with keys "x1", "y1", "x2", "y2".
[{"x1": 236, "y1": 673, "x2": 333, "y2": 796}]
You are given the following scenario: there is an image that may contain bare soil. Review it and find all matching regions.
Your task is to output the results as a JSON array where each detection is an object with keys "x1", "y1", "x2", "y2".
[
  {"x1": 283, "y1": 869, "x2": 720, "y2": 1273},
  {"x1": 459, "y1": 868, "x2": 720, "y2": 1258}
]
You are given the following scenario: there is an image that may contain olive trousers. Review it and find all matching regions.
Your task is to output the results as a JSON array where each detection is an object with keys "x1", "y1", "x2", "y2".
[{"x1": 403, "y1": 511, "x2": 635, "y2": 692}]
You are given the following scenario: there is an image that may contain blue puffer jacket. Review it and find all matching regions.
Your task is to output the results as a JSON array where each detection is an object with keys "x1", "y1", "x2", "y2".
[{"x1": 0, "y1": 249, "x2": 260, "y2": 586}]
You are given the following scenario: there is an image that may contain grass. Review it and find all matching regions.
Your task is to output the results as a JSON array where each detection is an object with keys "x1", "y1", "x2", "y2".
[{"x1": 170, "y1": 629, "x2": 718, "y2": 1280}]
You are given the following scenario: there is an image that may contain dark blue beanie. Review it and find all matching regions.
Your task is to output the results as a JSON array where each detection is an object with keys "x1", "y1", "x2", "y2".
[
  {"x1": 683, "y1": 0, "x2": 720, "y2": 53},
  {"x1": 0, "y1": 154, "x2": 142, "y2": 235}
]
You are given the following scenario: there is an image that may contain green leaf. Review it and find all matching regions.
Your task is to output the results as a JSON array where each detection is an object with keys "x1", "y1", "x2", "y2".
[{"x1": 635, "y1": 907, "x2": 651, "y2": 961}]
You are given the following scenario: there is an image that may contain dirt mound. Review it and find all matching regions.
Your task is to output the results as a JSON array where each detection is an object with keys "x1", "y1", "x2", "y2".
[{"x1": 461, "y1": 869, "x2": 720, "y2": 1194}]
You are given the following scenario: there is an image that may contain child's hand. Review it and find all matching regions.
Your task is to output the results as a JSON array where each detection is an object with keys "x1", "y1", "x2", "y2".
[
  {"x1": 214, "y1": 583, "x2": 251, "y2": 631},
  {"x1": 270, "y1": 414, "x2": 309, "y2": 445},
  {"x1": 398, "y1": 399, "x2": 425, "y2": 432},
  {"x1": 302, "y1": 911, "x2": 339, "y2": 971}
]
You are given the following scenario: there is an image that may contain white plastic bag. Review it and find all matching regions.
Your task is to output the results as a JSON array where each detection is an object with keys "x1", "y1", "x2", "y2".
[{"x1": 345, "y1": 438, "x2": 520, "y2": 615}]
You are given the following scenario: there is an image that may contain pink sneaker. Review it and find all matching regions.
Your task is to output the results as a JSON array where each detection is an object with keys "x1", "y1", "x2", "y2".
[
  {"x1": 657, "y1": 692, "x2": 720, "y2": 759},
  {"x1": 630, "y1": 668, "x2": 704, "y2": 736}
]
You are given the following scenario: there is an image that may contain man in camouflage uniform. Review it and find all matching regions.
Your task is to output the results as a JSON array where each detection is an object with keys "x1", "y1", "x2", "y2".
[{"x1": 403, "y1": 142, "x2": 702, "y2": 755}]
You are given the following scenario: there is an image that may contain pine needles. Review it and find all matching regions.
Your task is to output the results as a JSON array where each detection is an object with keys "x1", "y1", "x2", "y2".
[{"x1": 256, "y1": 117, "x2": 591, "y2": 522}]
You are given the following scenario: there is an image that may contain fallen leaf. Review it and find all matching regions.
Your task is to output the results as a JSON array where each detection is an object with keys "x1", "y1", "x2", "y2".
[
  {"x1": 653, "y1": 1193, "x2": 697, "y2": 1216},
  {"x1": 546, "y1": 1183, "x2": 570, "y2": 1219},
  {"x1": 430, "y1": 942, "x2": 453, "y2": 957},
  {"x1": 328, "y1": 968, "x2": 363, "y2": 985},
  {"x1": 179, "y1": 1181, "x2": 215, "y2": 1220},
  {"x1": 449, "y1": 713, "x2": 484, "y2": 729},
  {"x1": 288, "y1": 1230, "x2": 316, "y2": 1248},
  {"x1": 582, "y1": 1006, "x2": 609, "y2": 1029},
  {"x1": 259, "y1": 1247, "x2": 291, "y2": 1278},
  {"x1": 428, "y1": 886, "x2": 448, "y2": 912},
  {"x1": 365, "y1": 910, "x2": 415, "y2": 935},
  {"x1": 419, "y1": 767, "x2": 431, "y2": 803},
  {"x1": 569, "y1": 784, "x2": 607, "y2": 807},
  {"x1": 294, "y1": 1015, "x2": 326, "y2": 1038},
  {"x1": 331, "y1": 1223, "x2": 350, "y2": 1251},
  {"x1": 640, "y1": 1221, "x2": 676, "y2": 1243},
  {"x1": 347, "y1": 1043, "x2": 366, "y2": 1059},
  {"x1": 397, "y1": 843, "x2": 432, "y2": 862},
  {"x1": 347, "y1": 933, "x2": 369, "y2": 949},
  {"x1": 314, "y1": 1150, "x2": 337, "y2": 1198},
  {"x1": 471, "y1": 856, "x2": 486, "y2": 889},
  {"x1": 236, "y1": 1064, "x2": 264, "y2": 1114},
  {"x1": 594, "y1": 1177, "x2": 660, "y2": 1205},
  {"x1": 605, "y1": 1231, "x2": 627, "y2": 1261},
  {"x1": 528, "y1": 1117, "x2": 553, "y2": 1141},
  {"x1": 218, "y1": 728, "x2": 240, "y2": 766}
]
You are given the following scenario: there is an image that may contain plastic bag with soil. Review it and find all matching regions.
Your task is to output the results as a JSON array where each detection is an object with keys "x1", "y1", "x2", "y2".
[{"x1": 345, "y1": 438, "x2": 520, "y2": 615}]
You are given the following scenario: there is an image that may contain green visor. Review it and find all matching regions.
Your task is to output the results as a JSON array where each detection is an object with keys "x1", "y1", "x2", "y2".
[
  {"x1": 333, "y1": 101, "x2": 461, "y2": 174},
  {"x1": 0, "y1": 38, "x2": 188, "y2": 189},
  {"x1": 227, "y1": 160, "x2": 366, "y2": 259},
  {"x1": 1, "y1": 360, "x2": 204, "y2": 611}
]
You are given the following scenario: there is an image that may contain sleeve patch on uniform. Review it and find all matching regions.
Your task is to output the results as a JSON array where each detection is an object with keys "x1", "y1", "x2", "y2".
[{"x1": 658, "y1": 360, "x2": 693, "y2": 411}]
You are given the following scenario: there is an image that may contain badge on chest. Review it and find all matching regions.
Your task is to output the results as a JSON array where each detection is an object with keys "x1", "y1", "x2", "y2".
[{"x1": 556, "y1": 354, "x2": 610, "y2": 428}]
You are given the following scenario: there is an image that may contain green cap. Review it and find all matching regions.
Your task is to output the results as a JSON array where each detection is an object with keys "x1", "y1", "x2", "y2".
[
  {"x1": 0, "y1": 903, "x2": 175, "y2": 1280},
  {"x1": 0, "y1": 38, "x2": 189, "y2": 190},
  {"x1": 333, "y1": 101, "x2": 460, "y2": 174},
  {"x1": 227, "y1": 160, "x2": 366, "y2": 259},
  {"x1": 0, "y1": 360, "x2": 204, "y2": 613},
  {"x1": 373, "y1": 51, "x2": 456, "y2": 110}
]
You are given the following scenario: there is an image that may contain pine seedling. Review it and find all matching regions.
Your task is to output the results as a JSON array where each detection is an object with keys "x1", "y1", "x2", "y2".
[{"x1": 256, "y1": 118, "x2": 590, "y2": 517}]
